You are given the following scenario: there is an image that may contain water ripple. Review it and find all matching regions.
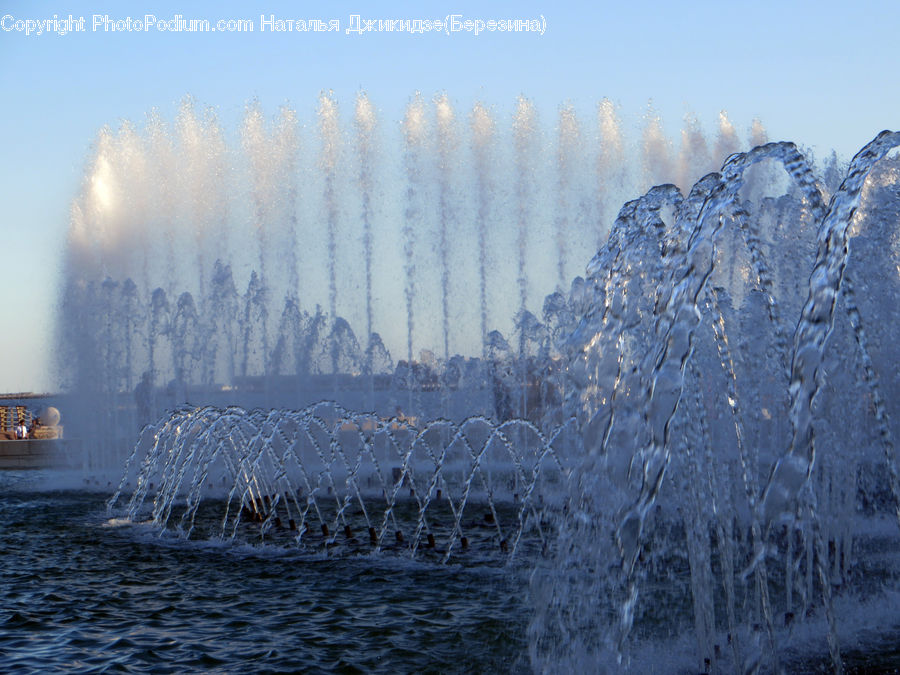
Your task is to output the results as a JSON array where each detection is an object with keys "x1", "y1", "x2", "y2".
[{"x1": 0, "y1": 487, "x2": 527, "y2": 673}]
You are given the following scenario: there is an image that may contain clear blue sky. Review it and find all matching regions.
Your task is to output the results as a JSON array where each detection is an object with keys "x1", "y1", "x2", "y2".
[{"x1": 0, "y1": 0, "x2": 897, "y2": 393}]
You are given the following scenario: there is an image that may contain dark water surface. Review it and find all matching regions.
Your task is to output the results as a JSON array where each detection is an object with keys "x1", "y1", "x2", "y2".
[
  {"x1": 0, "y1": 472, "x2": 529, "y2": 673},
  {"x1": 7, "y1": 469, "x2": 900, "y2": 674}
]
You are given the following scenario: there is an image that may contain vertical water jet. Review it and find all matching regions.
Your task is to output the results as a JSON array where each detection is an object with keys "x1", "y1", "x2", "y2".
[
  {"x1": 401, "y1": 93, "x2": 427, "y2": 407},
  {"x1": 556, "y1": 104, "x2": 579, "y2": 292},
  {"x1": 471, "y1": 101, "x2": 495, "y2": 361},
  {"x1": 318, "y1": 91, "x2": 341, "y2": 375},
  {"x1": 354, "y1": 92, "x2": 377, "y2": 409},
  {"x1": 641, "y1": 104, "x2": 674, "y2": 192},
  {"x1": 435, "y1": 93, "x2": 456, "y2": 371},
  {"x1": 513, "y1": 96, "x2": 537, "y2": 419},
  {"x1": 596, "y1": 98, "x2": 626, "y2": 250}
]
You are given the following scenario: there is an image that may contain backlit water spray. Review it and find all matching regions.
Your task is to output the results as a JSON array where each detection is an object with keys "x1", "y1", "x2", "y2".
[{"x1": 55, "y1": 94, "x2": 900, "y2": 673}]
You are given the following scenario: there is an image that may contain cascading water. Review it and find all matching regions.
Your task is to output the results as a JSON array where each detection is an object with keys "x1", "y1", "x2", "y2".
[
  {"x1": 527, "y1": 132, "x2": 900, "y2": 673},
  {"x1": 58, "y1": 94, "x2": 900, "y2": 671}
]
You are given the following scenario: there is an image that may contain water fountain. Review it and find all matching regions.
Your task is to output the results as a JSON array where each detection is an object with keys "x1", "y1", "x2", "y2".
[
  {"x1": 58, "y1": 95, "x2": 900, "y2": 672},
  {"x1": 107, "y1": 402, "x2": 572, "y2": 564},
  {"x1": 527, "y1": 132, "x2": 900, "y2": 673}
]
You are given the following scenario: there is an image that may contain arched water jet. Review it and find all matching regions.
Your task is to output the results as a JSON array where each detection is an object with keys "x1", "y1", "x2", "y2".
[
  {"x1": 611, "y1": 142, "x2": 824, "y2": 669},
  {"x1": 529, "y1": 132, "x2": 900, "y2": 673},
  {"x1": 765, "y1": 131, "x2": 900, "y2": 526},
  {"x1": 746, "y1": 131, "x2": 900, "y2": 671},
  {"x1": 108, "y1": 403, "x2": 570, "y2": 562}
]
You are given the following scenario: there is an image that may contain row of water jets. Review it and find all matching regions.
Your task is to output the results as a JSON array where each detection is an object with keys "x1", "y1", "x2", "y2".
[
  {"x1": 62, "y1": 94, "x2": 765, "y2": 411},
  {"x1": 108, "y1": 401, "x2": 574, "y2": 563}
]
